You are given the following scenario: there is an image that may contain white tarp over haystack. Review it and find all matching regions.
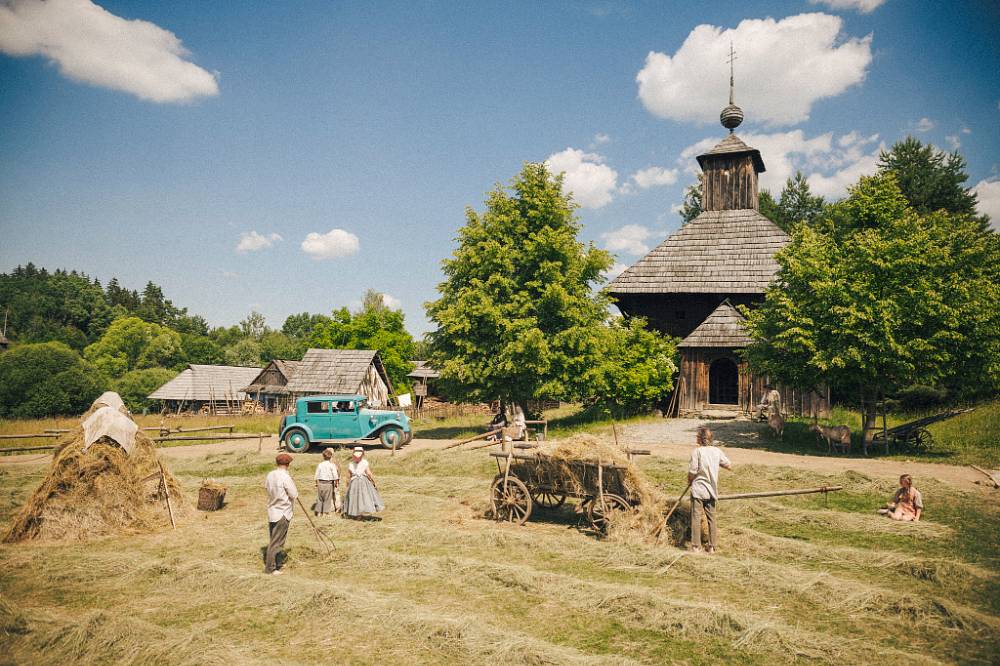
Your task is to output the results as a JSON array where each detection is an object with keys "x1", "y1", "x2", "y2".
[
  {"x1": 92, "y1": 391, "x2": 128, "y2": 413},
  {"x1": 82, "y1": 405, "x2": 139, "y2": 455}
]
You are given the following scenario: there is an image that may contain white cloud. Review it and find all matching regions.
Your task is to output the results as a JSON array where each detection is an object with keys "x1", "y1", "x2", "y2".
[
  {"x1": 973, "y1": 179, "x2": 1000, "y2": 230},
  {"x1": 603, "y1": 262, "x2": 632, "y2": 281},
  {"x1": 301, "y1": 229, "x2": 361, "y2": 260},
  {"x1": 0, "y1": 0, "x2": 218, "y2": 103},
  {"x1": 236, "y1": 231, "x2": 282, "y2": 253},
  {"x1": 679, "y1": 128, "x2": 881, "y2": 200},
  {"x1": 601, "y1": 224, "x2": 657, "y2": 256},
  {"x1": 914, "y1": 117, "x2": 935, "y2": 133},
  {"x1": 636, "y1": 13, "x2": 872, "y2": 127},
  {"x1": 630, "y1": 166, "x2": 679, "y2": 189},
  {"x1": 809, "y1": 0, "x2": 887, "y2": 13},
  {"x1": 546, "y1": 148, "x2": 619, "y2": 209},
  {"x1": 591, "y1": 132, "x2": 611, "y2": 146},
  {"x1": 381, "y1": 293, "x2": 401, "y2": 309},
  {"x1": 945, "y1": 134, "x2": 961, "y2": 151},
  {"x1": 961, "y1": 126, "x2": 972, "y2": 135}
]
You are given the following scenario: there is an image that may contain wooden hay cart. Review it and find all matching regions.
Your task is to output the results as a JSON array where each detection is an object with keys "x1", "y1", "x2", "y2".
[
  {"x1": 488, "y1": 447, "x2": 648, "y2": 532},
  {"x1": 872, "y1": 408, "x2": 973, "y2": 453}
]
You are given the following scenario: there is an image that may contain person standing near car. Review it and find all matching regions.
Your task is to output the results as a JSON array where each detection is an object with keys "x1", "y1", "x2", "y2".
[
  {"x1": 343, "y1": 447, "x2": 384, "y2": 518},
  {"x1": 264, "y1": 453, "x2": 298, "y2": 574},
  {"x1": 688, "y1": 427, "x2": 732, "y2": 554},
  {"x1": 314, "y1": 448, "x2": 340, "y2": 516}
]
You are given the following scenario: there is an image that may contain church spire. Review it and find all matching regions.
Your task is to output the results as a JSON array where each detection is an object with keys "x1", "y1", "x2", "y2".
[{"x1": 720, "y1": 41, "x2": 744, "y2": 132}]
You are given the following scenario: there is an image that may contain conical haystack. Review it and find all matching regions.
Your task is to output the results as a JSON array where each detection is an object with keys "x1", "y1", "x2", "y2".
[{"x1": 3, "y1": 394, "x2": 188, "y2": 542}]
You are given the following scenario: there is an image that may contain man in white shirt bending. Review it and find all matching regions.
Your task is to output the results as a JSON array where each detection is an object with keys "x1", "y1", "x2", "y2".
[
  {"x1": 688, "y1": 426, "x2": 732, "y2": 554},
  {"x1": 264, "y1": 453, "x2": 298, "y2": 575}
]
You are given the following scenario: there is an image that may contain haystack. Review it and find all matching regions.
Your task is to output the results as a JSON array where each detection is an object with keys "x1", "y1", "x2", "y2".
[
  {"x1": 534, "y1": 434, "x2": 691, "y2": 545},
  {"x1": 3, "y1": 394, "x2": 188, "y2": 542}
]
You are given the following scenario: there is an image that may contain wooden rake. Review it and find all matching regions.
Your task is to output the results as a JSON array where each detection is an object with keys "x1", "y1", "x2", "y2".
[{"x1": 296, "y1": 497, "x2": 337, "y2": 554}]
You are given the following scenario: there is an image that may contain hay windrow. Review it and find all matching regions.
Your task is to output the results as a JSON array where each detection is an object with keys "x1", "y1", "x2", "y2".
[{"x1": 3, "y1": 397, "x2": 188, "y2": 543}]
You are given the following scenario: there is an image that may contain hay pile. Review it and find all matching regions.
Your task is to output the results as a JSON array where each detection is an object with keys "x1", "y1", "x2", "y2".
[
  {"x1": 534, "y1": 434, "x2": 693, "y2": 545},
  {"x1": 3, "y1": 397, "x2": 188, "y2": 543}
]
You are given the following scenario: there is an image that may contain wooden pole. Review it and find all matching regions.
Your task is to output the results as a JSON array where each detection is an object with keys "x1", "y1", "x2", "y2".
[
  {"x1": 715, "y1": 485, "x2": 843, "y2": 501},
  {"x1": 444, "y1": 429, "x2": 501, "y2": 450},
  {"x1": 652, "y1": 479, "x2": 692, "y2": 542},
  {"x1": 154, "y1": 434, "x2": 265, "y2": 442},
  {"x1": 0, "y1": 433, "x2": 60, "y2": 440},
  {"x1": 158, "y1": 461, "x2": 176, "y2": 530},
  {"x1": 0, "y1": 445, "x2": 56, "y2": 454},
  {"x1": 970, "y1": 465, "x2": 1000, "y2": 489},
  {"x1": 258, "y1": 432, "x2": 263, "y2": 453}
]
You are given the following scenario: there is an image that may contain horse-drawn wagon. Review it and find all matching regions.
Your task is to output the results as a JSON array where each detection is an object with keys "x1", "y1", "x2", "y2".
[{"x1": 871, "y1": 408, "x2": 973, "y2": 453}]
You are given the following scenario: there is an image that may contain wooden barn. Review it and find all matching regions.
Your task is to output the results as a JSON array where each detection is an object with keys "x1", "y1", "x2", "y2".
[
  {"x1": 242, "y1": 359, "x2": 304, "y2": 412},
  {"x1": 148, "y1": 364, "x2": 262, "y2": 414},
  {"x1": 283, "y1": 349, "x2": 394, "y2": 407},
  {"x1": 608, "y1": 76, "x2": 830, "y2": 418}
]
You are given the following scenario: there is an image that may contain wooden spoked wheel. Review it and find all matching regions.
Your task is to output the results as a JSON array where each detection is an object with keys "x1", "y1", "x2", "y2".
[
  {"x1": 490, "y1": 475, "x2": 532, "y2": 525},
  {"x1": 907, "y1": 427, "x2": 933, "y2": 452},
  {"x1": 530, "y1": 489, "x2": 567, "y2": 509},
  {"x1": 587, "y1": 493, "x2": 631, "y2": 533}
]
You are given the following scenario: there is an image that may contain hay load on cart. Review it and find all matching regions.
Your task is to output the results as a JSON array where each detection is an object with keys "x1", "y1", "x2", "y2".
[
  {"x1": 3, "y1": 392, "x2": 188, "y2": 543},
  {"x1": 488, "y1": 435, "x2": 675, "y2": 536}
]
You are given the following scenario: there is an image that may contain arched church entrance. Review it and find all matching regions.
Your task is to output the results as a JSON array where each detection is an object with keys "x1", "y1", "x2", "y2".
[{"x1": 709, "y1": 357, "x2": 739, "y2": 405}]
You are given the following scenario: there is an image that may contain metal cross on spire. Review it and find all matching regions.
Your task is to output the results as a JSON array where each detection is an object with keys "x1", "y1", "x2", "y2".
[{"x1": 727, "y1": 41, "x2": 737, "y2": 106}]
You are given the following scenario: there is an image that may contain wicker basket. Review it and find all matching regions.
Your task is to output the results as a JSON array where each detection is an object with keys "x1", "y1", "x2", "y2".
[{"x1": 197, "y1": 482, "x2": 227, "y2": 511}]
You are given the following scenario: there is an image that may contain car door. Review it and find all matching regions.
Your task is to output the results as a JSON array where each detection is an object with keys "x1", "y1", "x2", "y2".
[
  {"x1": 330, "y1": 400, "x2": 361, "y2": 439},
  {"x1": 303, "y1": 400, "x2": 332, "y2": 439}
]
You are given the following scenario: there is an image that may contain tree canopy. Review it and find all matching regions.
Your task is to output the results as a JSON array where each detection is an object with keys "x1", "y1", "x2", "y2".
[
  {"x1": 743, "y1": 173, "x2": 1000, "y2": 443},
  {"x1": 83, "y1": 316, "x2": 185, "y2": 378},
  {"x1": 0, "y1": 342, "x2": 105, "y2": 417},
  {"x1": 877, "y1": 137, "x2": 983, "y2": 223}
]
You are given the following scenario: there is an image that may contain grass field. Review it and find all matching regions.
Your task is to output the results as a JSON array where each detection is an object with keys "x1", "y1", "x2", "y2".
[{"x1": 1, "y1": 442, "x2": 997, "y2": 664}]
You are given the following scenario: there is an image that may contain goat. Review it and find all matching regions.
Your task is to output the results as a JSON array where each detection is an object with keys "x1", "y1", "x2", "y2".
[
  {"x1": 810, "y1": 422, "x2": 852, "y2": 454},
  {"x1": 767, "y1": 410, "x2": 784, "y2": 439}
]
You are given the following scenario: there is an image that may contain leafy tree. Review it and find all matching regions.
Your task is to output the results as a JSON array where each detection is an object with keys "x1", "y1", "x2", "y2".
[
  {"x1": 115, "y1": 368, "x2": 178, "y2": 412},
  {"x1": 260, "y1": 331, "x2": 304, "y2": 362},
  {"x1": 426, "y1": 162, "x2": 613, "y2": 412},
  {"x1": 0, "y1": 267, "x2": 113, "y2": 348},
  {"x1": 282, "y1": 312, "x2": 331, "y2": 341},
  {"x1": 83, "y1": 316, "x2": 184, "y2": 378},
  {"x1": 0, "y1": 342, "x2": 106, "y2": 417},
  {"x1": 759, "y1": 173, "x2": 826, "y2": 232},
  {"x1": 589, "y1": 317, "x2": 677, "y2": 414},
  {"x1": 678, "y1": 175, "x2": 703, "y2": 224},
  {"x1": 180, "y1": 333, "x2": 225, "y2": 365},
  {"x1": 224, "y1": 337, "x2": 263, "y2": 367},
  {"x1": 877, "y1": 137, "x2": 983, "y2": 224},
  {"x1": 309, "y1": 295, "x2": 416, "y2": 391},
  {"x1": 743, "y1": 173, "x2": 1000, "y2": 449},
  {"x1": 209, "y1": 325, "x2": 244, "y2": 349},
  {"x1": 239, "y1": 310, "x2": 268, "y2": 341},
  {"x1": 759, "y1": 189, "x2": 780, "y2": 224}
]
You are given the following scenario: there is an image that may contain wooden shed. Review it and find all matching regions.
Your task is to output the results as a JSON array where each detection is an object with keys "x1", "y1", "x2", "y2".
[
  {"x1": 608, "y1": 78, "x2": 829, "y2": 418},
  {"x1": 242, "y1": 359, "x2": 303, "y2": 412},
  {"x1": 283, "y1": 349, "x2": 394, "y2": 407},
  {"x1": 148, "y1": 364, "x2": 262, "y2": 415}
]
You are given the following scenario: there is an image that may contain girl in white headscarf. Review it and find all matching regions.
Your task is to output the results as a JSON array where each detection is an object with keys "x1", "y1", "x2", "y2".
[{"x1": 342, "y1": 447, "x2": 385, "y2": 518}]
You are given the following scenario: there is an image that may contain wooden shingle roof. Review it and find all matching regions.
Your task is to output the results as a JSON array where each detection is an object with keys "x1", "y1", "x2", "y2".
[
  {"x1": 243, "y1": 359, "x2": 304, "y2": 394},
  {"x1": 608, "y1": 209, "x2": 789, "y2": 295},
  {"x1": 148, "y1": 365, "x2": 261, "y2": 401},
  {"x1": 677, "y1": 299, "x2": 752, "y2": 348},
  {"x1": 696, "y1": 133, "x2": 765, "y2": 172},
  {"x1": 284, "y1": 349, "x2": 390, "y2": 395}
]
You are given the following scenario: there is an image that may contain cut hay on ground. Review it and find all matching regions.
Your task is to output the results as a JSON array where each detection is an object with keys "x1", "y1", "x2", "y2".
[{"x1": 3, "y1": 402, "x2": 188, "y2": 543}]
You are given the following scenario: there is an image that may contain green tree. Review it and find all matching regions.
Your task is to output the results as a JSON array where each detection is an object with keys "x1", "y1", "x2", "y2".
[
  {"x1": 425, "y1": 162, "x2": 613, "y2": 412},
  {"x1": 590, "y1": 318, "x2": 677, "y2": 414},
  {"x1": 83, "y1": 316, "x2": 184, "y2": 378},
  {"x1": 877, "y1": 137, "x2": 983, "y2": 224},
  {"x1": 114, "y1": 368, "x2": 177, "y2": 412},
  {"x1": 743, "y1": 173, "x2": 1000, "y2": 449},
  {"x1": 0, "y1": 342, "x2": 106, "y2": 417},
  {"x1": 759, "y1": 173, "x2": 826, "y2": 232},
  {"x1": 224, "y1": 337, "x2": 263, "y2": 367},
  {"x1": 260, "y1": 331, "x2": 304, "y2": 362},
  {"x1": 309, "y1": 293, "x2": 416, "y2": 391},
  {"x1": 239, "y1": 310, "x2": 268, "y2": 341},
  {"x1": 180, "y1": 333, "x2": 224, "y2": 365},
  {"x1": 678, "y1": 175, "x2": 703, "y2": 224},
  {"x1": 282, "y1": 312, "x2": 330, "y2": 341}
]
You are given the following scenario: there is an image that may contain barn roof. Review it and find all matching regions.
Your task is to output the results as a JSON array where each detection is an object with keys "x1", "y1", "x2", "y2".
[
  {"x1": 148, "y1": 365, "x2": 261, "y2": 401},
  {"x1": 607, "y1": 209, "x2": 789, "y2": 295},
  {"x1": 677, "y1": 299, "x2": 752, "y2": 348},
  {"x1": 408, "y1": 361, "x2": 440, "y2": 380},
  {"x1": 283, "y1": 349, "x2": 391, "y2": 395},
  {"x1": 243, "y1": 359, "x2": 304, "y2": 395}
]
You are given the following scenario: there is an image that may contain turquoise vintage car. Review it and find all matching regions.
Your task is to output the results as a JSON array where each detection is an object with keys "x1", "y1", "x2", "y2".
[{"x1": 279, "y1": 395, "x2": 411, "y2": 453}]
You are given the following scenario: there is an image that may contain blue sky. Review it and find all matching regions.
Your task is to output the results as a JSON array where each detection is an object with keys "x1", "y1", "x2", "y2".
[{"x1": 1, "y1": 0, "x2": 998, "y2": 337}]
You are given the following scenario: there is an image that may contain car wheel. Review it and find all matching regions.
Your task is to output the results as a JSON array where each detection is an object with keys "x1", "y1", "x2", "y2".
[
  {"x1": 380, "y1": 426, "x2": 403, "y2": 449},
  {"x1": 285, "y1": 429, "x2": 310, "y2": 453}
]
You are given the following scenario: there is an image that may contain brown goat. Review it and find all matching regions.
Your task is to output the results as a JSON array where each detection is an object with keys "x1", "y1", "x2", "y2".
[
  {"x1": 810, "y1": 423, "x2": 852, "y2": 454},
  {"x1": 768, "y1": 410, "x2": 784, "y2": 439}
]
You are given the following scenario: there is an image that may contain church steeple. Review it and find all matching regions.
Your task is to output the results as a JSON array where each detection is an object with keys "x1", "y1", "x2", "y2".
[{"x1": 720, "y1": 42, "x2": 743, "y2": 132}]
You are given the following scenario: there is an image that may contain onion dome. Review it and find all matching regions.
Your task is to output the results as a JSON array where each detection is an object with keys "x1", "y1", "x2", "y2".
[{"x1": 720, "y1": 104, "x2": 743, "y2": 131}]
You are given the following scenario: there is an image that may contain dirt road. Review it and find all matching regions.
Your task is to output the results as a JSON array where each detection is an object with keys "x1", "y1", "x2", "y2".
[{"x1": 2, "y1": 422, "x2": 994, "y2": 489}]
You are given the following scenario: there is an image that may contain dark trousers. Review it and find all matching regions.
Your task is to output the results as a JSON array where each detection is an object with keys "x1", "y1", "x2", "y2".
[
  {"x1": 265, "y1": 517, "x2": 290, "y2": 573},
  {"x1": 691, "y1": 498, "x2": 717, "y2": 549}
]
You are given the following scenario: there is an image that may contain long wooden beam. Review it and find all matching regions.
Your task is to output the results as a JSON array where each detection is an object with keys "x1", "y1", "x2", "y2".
[
  {"x1": 0, "y1": 433, "x2": 60, "y2": 440},
  {"x1": 716, "y1": 486, "x2": 843, "y2": 500}
]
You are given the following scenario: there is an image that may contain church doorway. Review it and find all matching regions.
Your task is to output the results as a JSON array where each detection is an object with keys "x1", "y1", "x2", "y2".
[{"x1": 709, "y1": 357, "x2": 739, "y2": 405}]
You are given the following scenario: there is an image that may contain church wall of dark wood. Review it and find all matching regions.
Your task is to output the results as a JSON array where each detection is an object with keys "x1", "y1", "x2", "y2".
[
  {"x1": 703, "y1": 154, "x2": 759, "y2": 211},
  {"x1": 614, "y1": 292, "x2": 761, "y2": 339}
]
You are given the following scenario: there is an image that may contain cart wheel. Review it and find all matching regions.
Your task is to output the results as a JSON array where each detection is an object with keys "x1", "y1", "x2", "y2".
[
  {"x1": 587, "y1": 493, "x2": 631, "y2": 533},
  {"x1": 909, "y1": 428, "x2": 933, "y2": 451},
  {"x1": 490, "y1": 475, "x2": 532, "y2": 525},
  {"x1": 531, "y1": 490, "x2": 567, "y2": 510}
]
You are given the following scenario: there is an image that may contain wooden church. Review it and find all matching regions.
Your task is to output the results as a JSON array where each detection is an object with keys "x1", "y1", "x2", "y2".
[{"x1": 608, "y1": 65, "x2": 830, "y2": 417}]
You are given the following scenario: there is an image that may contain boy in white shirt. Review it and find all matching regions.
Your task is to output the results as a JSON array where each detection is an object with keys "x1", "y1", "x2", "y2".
[
  {"x1": 264, "y1": 453, "x2": 298, "y2": 575},
  {"x1": 314, "y1": 448, "x2": 341, "y2": 515},
  {"x1": 687, "y1": 426, "x2": 732, "y2": 554}
]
